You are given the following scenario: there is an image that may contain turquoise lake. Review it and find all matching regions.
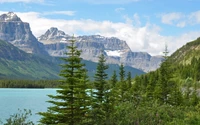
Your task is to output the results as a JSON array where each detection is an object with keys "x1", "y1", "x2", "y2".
[{"x1": 0, "y1": 88, "x2": 57, "y2": 124}]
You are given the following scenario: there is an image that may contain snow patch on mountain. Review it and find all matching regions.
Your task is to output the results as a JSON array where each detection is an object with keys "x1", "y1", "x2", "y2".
[
  {"x1": 0, "y1": 12, "x2": 22, "y2": 22},
  {"x1": 94, "y1": 35, "x2": 105, "y2": 39},
  {"x1": 105, "y1": 50, "x2": 124, "y2": 57},
  {"x1": 5, "y1": 12, "x2": 15, "y2": 20},
  {"x1": 60, "y1": 38, "x2": 68, "y2": 43}
]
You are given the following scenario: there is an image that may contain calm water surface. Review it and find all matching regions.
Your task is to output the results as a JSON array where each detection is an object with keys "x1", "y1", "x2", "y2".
[{"x1": 0, "y1": 88, "x2": 57, "y2": 124}]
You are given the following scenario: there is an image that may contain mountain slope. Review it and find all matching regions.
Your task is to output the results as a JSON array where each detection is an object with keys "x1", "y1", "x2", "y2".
[
  {"x1": 170, "y1": 37, "x2": 200, "y2": 65},
  {"x1": 0, "y1": 39, "x2": 60, "y2": 79}
]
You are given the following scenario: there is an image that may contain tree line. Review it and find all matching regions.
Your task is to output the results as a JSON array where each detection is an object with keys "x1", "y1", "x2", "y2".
[{"x1": 0, "y1": 79, "x2": 60, "y2": 88}]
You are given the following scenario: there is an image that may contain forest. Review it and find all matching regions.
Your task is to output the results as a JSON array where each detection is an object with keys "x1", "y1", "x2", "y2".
[
  {"x1": 0, "y1": 79, "x2": 60, "y2": 88},
  {"x1": 2, "y1": 38, "x2": 200, "y2": 125}
]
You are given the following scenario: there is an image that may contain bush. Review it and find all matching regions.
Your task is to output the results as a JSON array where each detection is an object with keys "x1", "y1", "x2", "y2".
[{"x1": 3, "y1": 109, "x2": 34, "y2": 125}]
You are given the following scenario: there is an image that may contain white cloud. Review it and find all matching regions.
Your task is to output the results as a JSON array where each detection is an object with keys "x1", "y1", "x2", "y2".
[
  {"x1": 176, "y1": 21, "x2": 186, "y2": 28},
  {"x1": 189, "y1": 10, "x2": 200, "y2": 25},
  {"x1": 43, "y1": 11, "x2": 76, "y2": 16},
  {"x1": 161, "y1": 12, "x2": 183, "y2": 25},
  {"x1": 15, "y1": 12, "x2": 200, "y2": 55},
  {"x1": 123, "y1": 13, "x2": 141, "y2": 26},
  {"x1": 160, "y1": 11, "x2": 200, "y2": 27},
  {"x1": 0, "y1": 0, "x2": 44, "y2": 3},
  {"x1": 133, "y1": 13, "x2": 141, "y2": 26},
  {"x1": 0, "y1": 11, "x2": 200, "y2": 56}
]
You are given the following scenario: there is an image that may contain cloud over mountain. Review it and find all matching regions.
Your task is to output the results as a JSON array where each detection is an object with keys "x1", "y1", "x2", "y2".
[{"x1": 0, "y1": 11, "x2": 200, "y2": 56}]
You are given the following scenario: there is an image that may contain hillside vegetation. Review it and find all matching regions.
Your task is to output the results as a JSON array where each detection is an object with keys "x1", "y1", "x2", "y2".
[
  {"x1": 0, "y1": 39, "x2": 60, "y2": 79},
  {"x1": 170, "y1": 37, "x2": 200, "y2": 65}
]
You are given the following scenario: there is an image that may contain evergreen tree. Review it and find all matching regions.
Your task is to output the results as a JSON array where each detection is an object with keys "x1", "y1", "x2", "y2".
[
  {"x1": 145, "y1": 72, "x2": 157, "y2": 100},
  {"x1": 131, "y1": 76, "x2": 142, "y2": 105},
  {"x1": 127, "y1": 72, "x2": 132, "y2": 88},
  {"x1": 154, "y1": 44, "x2": 172, "y2": 104},
  {"x1": 39, "y1": 36, "x2": 90, "y2": 125},
  {"x1": 108, "y1": 70, "x2": 119, "y2": 122},
  {"x1": 119, "y1": 63, "x2": 125, "y2": 82},
  {"x1": 110, "y1": 70, "x2": 117, "y2": 88},
  {"x1": 168, "y1": 80, "x2": 183, "y2": 106},
  {"x1": 183, "y1": 77, "x2": 193, "y2": 105},
  {"x1": 118, "y1": 63, "x2": 128, "y2": 101},
  {"x1": 190, "y1": 78, "x2": 199, "y2": 106},
  {"x1": 91, "y1": 54, "x2": 109, "y2": 124}
]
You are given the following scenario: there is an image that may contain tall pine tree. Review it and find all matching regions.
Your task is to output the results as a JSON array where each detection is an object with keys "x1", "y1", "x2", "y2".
[
  {"x1": 127, "y1": 72, "x2": 132, "y2": 88},
  {"x1": 39, "y1": 36, "x2": 90, "y2": 125},
  {"x1": 91, "y1": 53, "x2": 109, "y2": 124},
  {"x1": 110, "y1": 70, "x2": 117, "y2": 88},
  {"x1": 118, "y1": 63, "x2": 128, "y2": 101},
  {"x1": 154, "y1": 44, "x2": 172, "y2": 104}
]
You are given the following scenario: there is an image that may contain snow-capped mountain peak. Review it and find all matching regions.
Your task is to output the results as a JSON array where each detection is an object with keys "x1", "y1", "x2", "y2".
[
  {"x1": 38, "y1": 27, "x2": 69, "y2": 43},
  {"x1": 0, "y1": 12, "x2": 22, "y2": 22}
]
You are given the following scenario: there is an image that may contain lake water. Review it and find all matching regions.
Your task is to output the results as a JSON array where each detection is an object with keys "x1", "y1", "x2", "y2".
[{"x1": 0, "y1": 88, "x2": 57, "y2": 124}]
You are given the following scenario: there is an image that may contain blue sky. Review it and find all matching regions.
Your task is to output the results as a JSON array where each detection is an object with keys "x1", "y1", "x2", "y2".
[{"x1": 0, "y1": 0, "x2": 200, "y2": 55}]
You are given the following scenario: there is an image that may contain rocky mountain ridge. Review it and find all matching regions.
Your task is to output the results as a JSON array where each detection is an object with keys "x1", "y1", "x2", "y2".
[
  {"x1": 39, "y1": 27, "x2": 163, "y2": 72},
  {"x1": 0, "y1": 12, "x2": 48, "y2": 55}
]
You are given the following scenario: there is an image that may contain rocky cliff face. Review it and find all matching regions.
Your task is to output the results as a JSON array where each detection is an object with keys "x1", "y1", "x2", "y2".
[
  {"x1": 0, "y1": 12, "x2": 48, "y2": 55},
  {"x1": 39, "y1": 27, "x2": 163, "y2": 72}
]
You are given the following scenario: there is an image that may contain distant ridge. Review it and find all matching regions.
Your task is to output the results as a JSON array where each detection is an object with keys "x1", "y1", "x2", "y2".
[{"x1": 39, "y1": 27, "x2": 163, "y2": 72}]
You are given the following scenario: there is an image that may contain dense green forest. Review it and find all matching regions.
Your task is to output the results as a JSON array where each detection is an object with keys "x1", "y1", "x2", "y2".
[
  {"x1": 0, "y1": 79, "x2": 60, "y2": 88},
  {"x1": 2, "y1": 38, "x2": 200, "y2": 125}
]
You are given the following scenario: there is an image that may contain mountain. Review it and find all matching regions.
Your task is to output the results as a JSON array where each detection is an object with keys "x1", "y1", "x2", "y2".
[
  {"x1": 0, "y1": 12, "x2": 48, "y2": 55},
  {"x1": 0, "y1": 39, "x2": 60, "y2": 79},
  {"x1": 170, "y1": 37, "x2": 200, "y2": 65},
  {"x1": 0, "y1": 39, "x2": 144, "y2": 79},
  {"x1": 38, "y1": 27, "x2": 163, "y2": 72},
  {"x1": 0, "y1": 12, "x2": 162, "y2": 72}
]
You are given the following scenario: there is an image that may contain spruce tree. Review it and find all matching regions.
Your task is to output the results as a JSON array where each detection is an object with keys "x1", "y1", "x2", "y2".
[
  {"x1": 154, "y1": 44, "x2": 172, "y2": 104},
  {"x1": 184, "y1": 77, "x2": 193, "y2": 105},
  {"x1": 119, "y1": 63, "x2": 125, "y2": 82},
  {"x1": 109, "y1": 70, "x2": 119, "y2": 122},
  {"x1": 118, "y1": 63, "x2": 128, "y2": 101},
  {"x1": 127, "y1": 71, "x2": 132, "y2": 88},
  {"x1": 145, "y1": 71, "x2": 158, "y2": 100},
  {"x1": 131, "y1": 76, "x2": 142, "y2": 105},
  {"x1": 168, "y1": 80, "x2": 183, "y2": 106},
  {"x1": 110, "y1": 70, "x2": 117, "y2": 88},
  {"x1": 190, "y1": 78, "x2": 199, "y2": 106},
  {"x1": 39, "y1": 36, "x2": 90, "y2": 125},
  {"x1": 91, "y1": 53, "x2": 109, "y2": 124}
]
